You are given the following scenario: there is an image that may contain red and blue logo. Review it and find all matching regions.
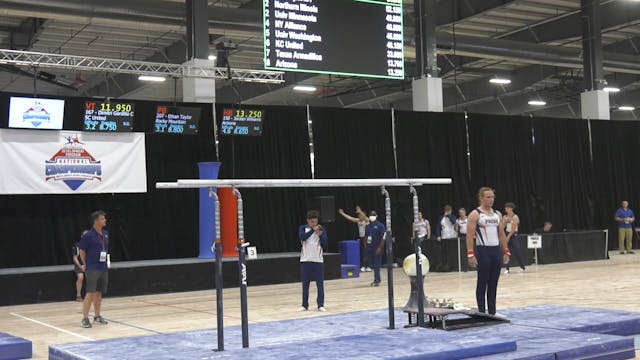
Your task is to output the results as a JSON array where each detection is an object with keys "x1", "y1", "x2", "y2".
[
  {"x1": 45, "y1": 135, "x2": 102, "y2": 191},
  {"x1": 23, "y1": 101, "x2": 51, "y2": 127}
]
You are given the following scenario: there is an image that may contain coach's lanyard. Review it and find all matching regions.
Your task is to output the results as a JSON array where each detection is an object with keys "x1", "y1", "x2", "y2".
[{"x1": 97, "y1": 233, "x2": 105, "y2": 250}]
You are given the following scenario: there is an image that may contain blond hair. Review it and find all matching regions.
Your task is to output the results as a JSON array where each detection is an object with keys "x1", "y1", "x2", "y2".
[{"x1": 477, "y1": 187, "x2": 494, "y2": 205}]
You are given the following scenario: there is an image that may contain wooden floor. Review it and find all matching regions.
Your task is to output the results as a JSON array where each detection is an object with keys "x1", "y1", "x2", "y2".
[{"x1": 1, "y1": 251, "x2": 639, "y2": 360}]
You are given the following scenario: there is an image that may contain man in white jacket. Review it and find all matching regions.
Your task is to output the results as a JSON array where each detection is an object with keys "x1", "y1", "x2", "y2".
[{"x1": 297, "y1": 210, "x2": 328, "y2": 312}]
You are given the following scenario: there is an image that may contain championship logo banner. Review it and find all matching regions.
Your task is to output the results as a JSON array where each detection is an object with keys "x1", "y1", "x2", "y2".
[{"x1": 0, "y1": 129, "x2": 147, "y2": 194}]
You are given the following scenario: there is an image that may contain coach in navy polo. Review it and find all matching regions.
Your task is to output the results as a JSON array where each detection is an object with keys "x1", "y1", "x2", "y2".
[{"x1": 79, "y1": 210, "x2": 110, "y2": 328}]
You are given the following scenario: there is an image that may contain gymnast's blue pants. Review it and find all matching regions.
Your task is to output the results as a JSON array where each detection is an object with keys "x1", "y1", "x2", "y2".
[
  {"x1": 301, "y1": 262, "x2": 324, "y2": 309},
  {"x1": 475, "y1": 245, "x2": 502, "y2": 315}
]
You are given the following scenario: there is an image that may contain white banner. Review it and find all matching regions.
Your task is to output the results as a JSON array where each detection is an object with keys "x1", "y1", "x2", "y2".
[{"x1": 0, "y1": 129, "x2": 147, "y2": 194}]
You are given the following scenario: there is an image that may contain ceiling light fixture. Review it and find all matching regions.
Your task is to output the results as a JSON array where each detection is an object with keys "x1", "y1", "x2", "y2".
[
  {"x1": 138, "y1": 75, "x2": 166, "y2": 82},
  {"x1": 489, "y1": 78, "x2": 511, "y2": 85},
  {"x1": 618, "y1": 106, "x2": 635, "y2": 111},
  {"x1": 208, "y1": 55, "x2": 217, "y2": 61},
  {"x1": 528, "y1": 100, "x2": 546, "y2": 106},
  {"x1": 293, "y1": 85, "x2": 316, "y2": 92},
  {"x1": 603, "y1": 87, "x2": 620, "y2": 93}
]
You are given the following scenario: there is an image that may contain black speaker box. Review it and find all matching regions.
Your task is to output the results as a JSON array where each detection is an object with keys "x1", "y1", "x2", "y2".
[{"x1": 315, "y1": 196, "x2": 335, "y2": 223}]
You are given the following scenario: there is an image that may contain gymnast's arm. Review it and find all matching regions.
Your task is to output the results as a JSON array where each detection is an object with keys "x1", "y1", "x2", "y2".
[{"x1": 299, "y1": 225, "x2": 314, "y2": 241}]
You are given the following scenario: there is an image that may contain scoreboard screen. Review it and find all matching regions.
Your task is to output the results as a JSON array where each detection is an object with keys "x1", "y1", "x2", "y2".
[
  {"x1": 263, "y1": 0, "x2": 404, "y2": 79},
  {"x1": 83, "y1": 101, "x2": 134, "y2": 132},
  {"x1": 154, "y1": 106, "x2": 200, "y2": 135},
  {"x1": 220, "y1": 108, "x2": 263, "y2": 136}
]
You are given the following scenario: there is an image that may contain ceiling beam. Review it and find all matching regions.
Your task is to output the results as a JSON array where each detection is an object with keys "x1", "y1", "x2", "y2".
[
  {"x1": 83, "y1": 39, "x2": 187, "y2": 98},
  {"x1": 437, "y1": 32, "x2": 640, "y2": 74},
  {"x1": 607, "y1": 82, "x2": 640, "y2": 108},
  {"x1": 502, "y1": 0, "x2": 640, "y2": 44},
  {"x1": 0, "y1": 64, "x2": 79, "y2": 91},
  {"x1": 435, "y1": 0, "x2": 526, "y2": 29},
  {"x1": 0, "y1": 18, "x2": 79, "y2": 92},
  {"x1": 443, "y1": 64, "x2": 559, "y2": 110},
  {"x1": 6, "y1": 17, "x2": 45, "y2": 50}
]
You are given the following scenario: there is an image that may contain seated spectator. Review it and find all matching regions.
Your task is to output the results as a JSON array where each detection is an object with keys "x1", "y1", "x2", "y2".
[{"x1": 535, "y1": 221, "x2": 553, "y2": 234}]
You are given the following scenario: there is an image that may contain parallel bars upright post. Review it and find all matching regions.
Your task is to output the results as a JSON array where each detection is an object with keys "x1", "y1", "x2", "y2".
[
  {"x1": 208, "y1": 188, "x2": 224, "y2": 351},
  {"x1": 381, "y1": 187, "x2": 394, "y2": 330},
  {"x1": 409, "y1": 186, "x2": 426, "y2": 327},
  {"x1": 233, "y1": 187, "x2": 250, "y2": 348}
]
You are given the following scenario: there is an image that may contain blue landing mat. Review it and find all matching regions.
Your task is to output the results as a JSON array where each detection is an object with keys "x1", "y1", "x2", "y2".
[
  {"x1": 49, "y1": 308, "x2": 638, "y2": 360},
  {"x1": 50, "y1": 329, "x2": 516, "y2": 360},
  {"x1": 49, "y1": 310, "x2": 515, "y2": 360},
  {"x1": 502, "y1": 305, "x2": 640, "y2": 336},
  {"x1": 0, "y1": 332, "x2": 32, "y2": 360}
]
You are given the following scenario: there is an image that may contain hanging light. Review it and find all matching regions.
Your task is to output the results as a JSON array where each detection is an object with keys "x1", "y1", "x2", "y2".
[
  {"x1": 138, "y1": 75, "x2": 166, "y2": 82},
  {"x1": 618, "y1": 106, "x2": 635, "y2": 111},
  {"x1": 293, "y1": 85, "x2": 316, "y2": 92},
  {"x1": 603, "y1": 87, "x2": 620, "y2": 93},
  {"x1": 489, "y1": 78, "x2": 511, "y2": 85},
  {"x1": 528, "y1": 100, "x2": 546, "y2": 106}
]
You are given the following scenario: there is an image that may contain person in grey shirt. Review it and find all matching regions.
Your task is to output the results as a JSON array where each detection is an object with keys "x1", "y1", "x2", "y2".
[{"x1": 338, "y1": 205, "x2": 371, "y2": 272}]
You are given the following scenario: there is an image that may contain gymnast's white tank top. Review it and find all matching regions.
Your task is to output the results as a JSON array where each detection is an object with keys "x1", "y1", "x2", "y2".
[{"x1": 475, "y1": 208, "x2": 500, "y2": 246}]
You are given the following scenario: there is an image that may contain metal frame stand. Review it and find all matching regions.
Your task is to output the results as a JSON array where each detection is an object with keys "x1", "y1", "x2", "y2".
[
  {"x1": 409, "y1": 186, "x2": 426, "y2": 328},
  {"x1": 233, "y1": 187, "x2": 250, "y2": 348},
  {"x1": 604, "y1": 229, "x2": 609, "y2": 259},
  {"x1": 457, "y1": 236, "x2": 462, "y2": 273},
  {"x1": 156, "y1": 178, "x2": 452, "y2": 344}
]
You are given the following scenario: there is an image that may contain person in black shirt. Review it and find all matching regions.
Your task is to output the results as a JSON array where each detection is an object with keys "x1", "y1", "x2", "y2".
[
  {"x1": 72, "y1": 230, "x2": 88, "y2": 301},
  {"x1": 534, "y1": 221, "x2": 553, "y2": 234}
]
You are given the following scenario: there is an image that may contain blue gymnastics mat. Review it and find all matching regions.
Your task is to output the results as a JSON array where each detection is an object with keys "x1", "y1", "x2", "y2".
[
  {"x1": 49, "y1": 310, "x2": 515, "y2": 360},
  {"x1": 502, "y1": 305, "x2": 640, "y2": 336},
  {"x1": 49, "y1": 307, "x2": 638, "y2": 360},
  {"x1": 0, "y1": 332, "x2": 32, "y2": 360}
]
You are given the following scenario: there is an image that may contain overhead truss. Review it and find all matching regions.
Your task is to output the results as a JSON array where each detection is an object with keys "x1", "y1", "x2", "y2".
[{"x1": 0, "y1": 49, "x2": 284, "y2": 84}]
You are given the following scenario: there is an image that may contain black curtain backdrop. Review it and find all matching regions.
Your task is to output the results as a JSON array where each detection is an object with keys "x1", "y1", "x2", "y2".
[
  {"x1": 310, "y1": 107, "x2": 396, "y2": 253},
  {"x1": 216, "y1": 104, "x2": 311, "y2": 253},
  {"x1": 531, "y1": 117, "x2": 595, "y2": 231},
  {"x1": 467, "y1": 113, "x2": 537, "y2": 233},
  {"x1": 394, "y1": 111, "x2": 472, "y2": 256},
  {"x1": 590, "y1": 119, "x2": 640, "y2": 248}
]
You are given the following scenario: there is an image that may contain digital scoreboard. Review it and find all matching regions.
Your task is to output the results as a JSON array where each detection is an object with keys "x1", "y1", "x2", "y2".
[
  {"x1": 220, "y1": 108, "x2": 264, "y2": 136},
  {"x1": 263, "y1": 0, "x2": 404, "y2": 79},
  {"x1": 154, "y1": 106, "x2": 200, "y2": 135},
  {"x1": 83, "y1": 101, "x2": 134, "y2": 132}
]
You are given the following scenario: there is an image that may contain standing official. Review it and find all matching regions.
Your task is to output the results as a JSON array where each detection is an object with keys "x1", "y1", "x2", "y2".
[
  {"x1": 79, "y1": 211, "x2": 110, "y2": 328},
  {"x1": 615, "y1": 201, "x2": 635, "y2": 254},
  {"x1": 365, "y1": 210, "x2": 386, "y2": 286}
]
